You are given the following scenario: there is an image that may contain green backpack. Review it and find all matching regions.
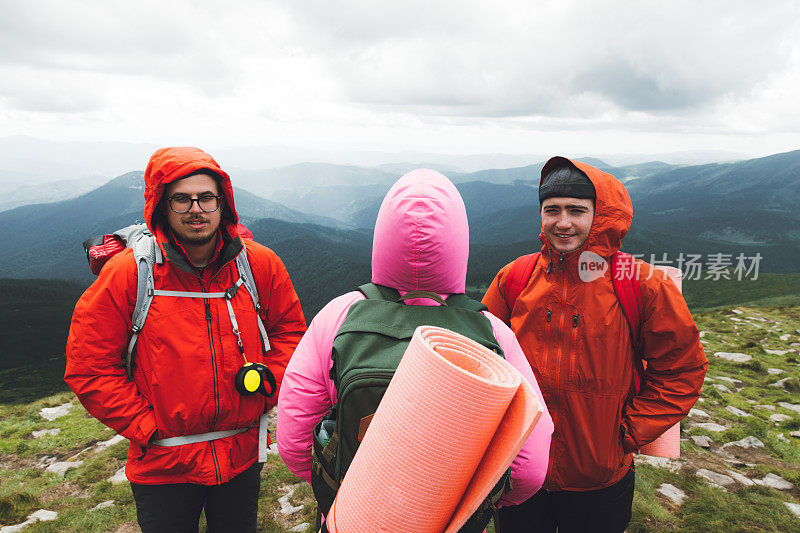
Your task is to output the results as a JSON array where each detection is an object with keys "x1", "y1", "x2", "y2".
[{"x1": 311, "y1": 283, "x2": 511, "y2": 532}]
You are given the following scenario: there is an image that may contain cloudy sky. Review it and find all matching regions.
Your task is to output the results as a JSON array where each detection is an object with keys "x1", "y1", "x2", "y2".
[{"x1": 2, "y1": 0, "x2": 800, "y2": 161}]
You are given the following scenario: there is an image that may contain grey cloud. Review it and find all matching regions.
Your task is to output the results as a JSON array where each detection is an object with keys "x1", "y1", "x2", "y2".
[
  {"x1": 279, "y1": 1, "x2": 800, "y2": 119},
  {"x1": 0, "y1": 1, "x2": 233, "y2": 99}
]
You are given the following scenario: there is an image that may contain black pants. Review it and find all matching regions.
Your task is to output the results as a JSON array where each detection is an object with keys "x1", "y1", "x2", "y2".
[
  {"x1": 496, "y1": 467, "x2": 635, "y2": 533},
  {"x1": 130, "y1": 462, "x2": 263, "y2": 533}
]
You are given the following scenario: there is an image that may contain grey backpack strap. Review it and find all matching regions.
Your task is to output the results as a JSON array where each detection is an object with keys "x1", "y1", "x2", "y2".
[
  {"x1": 125, "y1": 235, "x2": 159, "y2": 378},
  {"x1": 234, "y1": 242, "x2": 271, "y2": 353}
]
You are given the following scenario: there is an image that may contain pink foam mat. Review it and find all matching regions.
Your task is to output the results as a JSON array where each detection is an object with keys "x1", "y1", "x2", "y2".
[
  {"x1": 326, "y1": 326, "x2": 543, "y2": 533},
  {"x1": 639, "y1": 266, "x2": 682, "y2": 459}
]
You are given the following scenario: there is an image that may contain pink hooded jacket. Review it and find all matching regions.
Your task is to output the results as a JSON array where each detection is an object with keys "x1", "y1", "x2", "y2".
[{"x1": 276, "y1": 169, "x2": 553, "y2": 506}]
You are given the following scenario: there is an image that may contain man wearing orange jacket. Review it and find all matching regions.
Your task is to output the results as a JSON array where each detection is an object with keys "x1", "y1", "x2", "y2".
[
  {"x1": 483, "y1": 156, "x2": 707, "y2": 532},
  {"x1": 66, "y1": 147, "x2": 306, "y2": 532}
]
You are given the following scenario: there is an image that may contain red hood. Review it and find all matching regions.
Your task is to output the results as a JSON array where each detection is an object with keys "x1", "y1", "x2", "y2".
[
  {"x1": 143, "y1": 147, "x2": 238, "y2": 234},
  {"x1": 538, "y1": 156, "x2": 633, "y2": 259}
]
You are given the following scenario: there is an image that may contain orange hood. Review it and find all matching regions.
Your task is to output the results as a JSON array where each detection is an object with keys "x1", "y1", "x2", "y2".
[
  {"x1": 143, "y1": 147, "x2": 238, "y2": 234},
  {"x1": 538, "y1": 156, "x2": 633, "y2": 259}
]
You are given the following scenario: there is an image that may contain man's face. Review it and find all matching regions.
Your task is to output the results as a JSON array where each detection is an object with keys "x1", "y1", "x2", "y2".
[
  {"x1": 540, "y1": 197, "x2": 595, "y2": 253},
  {"x1": 163, "y1": 173, "x2": 223, "y2": 247}
]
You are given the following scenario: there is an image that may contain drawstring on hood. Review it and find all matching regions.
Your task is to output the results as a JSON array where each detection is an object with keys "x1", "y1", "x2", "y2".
[{"x1": 371, "y1": 169, "x2": 469, "y2": 295}]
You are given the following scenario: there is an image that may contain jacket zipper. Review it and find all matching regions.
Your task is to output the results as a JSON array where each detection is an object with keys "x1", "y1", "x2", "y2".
[
  {"x1": 550, "y1": 252, "x2": 569, "y2": 488},
  {"x1": 201, "y1": 279, "x2": 222, "y2": 484},
  {"x1": 541, "y1": 307, "x2": 552, "y2": 370},
  {"x1": 569, "y1": 313, "x2": 579, "y2": 377}
]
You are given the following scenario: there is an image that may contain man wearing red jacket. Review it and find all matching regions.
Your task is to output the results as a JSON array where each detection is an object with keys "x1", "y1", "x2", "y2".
[
  {"x1": 483, "y1": 157, "x2": 707, "y2": 532},
  {"x1": 66, "y1": 147, "x2": 306, "y2": 532}
]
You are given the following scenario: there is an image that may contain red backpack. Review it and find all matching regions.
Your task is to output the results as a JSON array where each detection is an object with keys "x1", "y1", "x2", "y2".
[{"x1": 503, "y1": 251, "x2": 647, "y2": 392}]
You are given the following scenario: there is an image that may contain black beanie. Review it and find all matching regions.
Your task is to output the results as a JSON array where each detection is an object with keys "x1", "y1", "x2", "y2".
[{"x1": 539, "y1": 165, "x2": 596, "y2": 204}]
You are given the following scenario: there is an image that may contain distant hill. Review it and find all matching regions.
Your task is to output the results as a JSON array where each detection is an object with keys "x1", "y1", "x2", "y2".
[
  {"x1": 0, "y1": 172, "x2": 347, "y2": 280},
  {"x1": 627, "y1": 149, "x2": 800, "y2": 215},
  {"x1": 0, "y1": 176, "x2": 110, "y2": 212},
  {"x1": 235, "y1": 162, "x2": 400, "y2": 198}
]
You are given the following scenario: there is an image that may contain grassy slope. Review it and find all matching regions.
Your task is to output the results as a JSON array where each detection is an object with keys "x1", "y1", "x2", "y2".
[{"x1": 2, "y1": 304, "x2": 799, "y2": 531}]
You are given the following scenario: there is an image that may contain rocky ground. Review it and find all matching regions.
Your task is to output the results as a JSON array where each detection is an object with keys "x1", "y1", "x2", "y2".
[{"x1": 0, "y1": 305, "x2": 798, "y2": 532}]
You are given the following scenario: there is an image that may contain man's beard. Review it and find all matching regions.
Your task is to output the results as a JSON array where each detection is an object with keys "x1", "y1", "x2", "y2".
[
  {"x1": 176, "y1": 231, "x2": 217, "y2": 246},
  {"x1": 173, "y1": 217, "x2": 218, "y2": 246}
]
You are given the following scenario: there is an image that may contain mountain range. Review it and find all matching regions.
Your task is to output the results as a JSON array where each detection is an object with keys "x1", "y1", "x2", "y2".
[{"x1": 1, "y1": 148, "x2": 798, "y2": 316}]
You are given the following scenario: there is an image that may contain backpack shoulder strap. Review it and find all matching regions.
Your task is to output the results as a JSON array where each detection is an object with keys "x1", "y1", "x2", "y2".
[
  {"x1": 444, "y1": 293, "x2": 487, "y2": 313},
  {"x1": 126, "y1": 234, "x2": 158, "y2": 379},
  {"x1": 358, "y1": 283, "x2": 400, "y2": 301},
  {"x1": 504, "y1": 253, "x2": 540, "y2": 311},
  {"x1": 610, "y1": 251, "x2": 646, "y2": 392},
  {"x1": 234, "y1": 241, "x2": 271, "y2": 353}
]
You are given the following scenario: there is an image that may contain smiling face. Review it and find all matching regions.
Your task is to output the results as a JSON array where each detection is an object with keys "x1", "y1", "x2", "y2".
[
  {"x1": 163, "y1": 173, "x2": 223, "y2": 247},
  {"x1": 540, "y1": 197, "x2": 595, "y2": 253}
]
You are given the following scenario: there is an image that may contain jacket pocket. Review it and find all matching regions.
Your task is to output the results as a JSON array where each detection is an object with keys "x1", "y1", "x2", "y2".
[
  {"x1": 557, "y1": 390, "x2": 624, "y2": 489},
  {"x1": 127, "y1": 441, "x2": 192, "y2": 479}
]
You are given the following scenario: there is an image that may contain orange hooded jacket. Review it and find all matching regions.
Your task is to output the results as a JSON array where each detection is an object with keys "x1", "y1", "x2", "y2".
[
  {"x1": 65, "y1": 147, "x2": 306, "y2": 486},
  {"x1": 483, "y1": 156, "x2": 707, "y2": 491}
]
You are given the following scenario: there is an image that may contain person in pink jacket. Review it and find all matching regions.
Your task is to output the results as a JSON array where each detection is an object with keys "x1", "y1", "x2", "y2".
[{"x1": 277, "y1": 168, "x2": 553, "y2": 516}]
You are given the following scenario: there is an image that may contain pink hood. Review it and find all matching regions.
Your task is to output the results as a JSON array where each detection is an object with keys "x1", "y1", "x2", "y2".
[{"x1": 371, "y1": 169, "x2": 468, "y2": 294}]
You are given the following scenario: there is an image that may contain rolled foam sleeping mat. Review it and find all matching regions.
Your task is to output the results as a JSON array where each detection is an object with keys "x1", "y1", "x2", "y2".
[
  {"x1": 639, "y1": 266, "x2": 682, "y2": 459},
  {"x1": 326, "y1": 325, "x2": 543, "y2": 533}
]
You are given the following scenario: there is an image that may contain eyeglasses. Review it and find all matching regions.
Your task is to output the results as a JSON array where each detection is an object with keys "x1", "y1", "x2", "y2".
[{"x1": 167, "y1": 194, "x2": 223, "y2": 213}]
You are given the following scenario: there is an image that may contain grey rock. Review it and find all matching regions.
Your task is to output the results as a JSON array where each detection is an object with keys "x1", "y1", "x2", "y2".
[
  {"x1": 635, "y1": 455, "x2": 683, "y2": 472},
  {"x1": 722, "y1": 436, "x2": 764, "y2": 449},
  {"x1": 39, "y1": 403, "x2": 73, "y2": 421},
  {"x1": 778, "y1": 402, "x2": 800, "y2": 414},
  {"x1": 790, "y1": 430, "x2": 800, "y2": 438},
  {"x1": 45, "y1": 461, "x2": 83, "y2": 476},
  {"x1": 770, "y1": 378, "x2": 792, "y2": 389},
  {"x1": 714, "y1": 352, "x2": 751, "y2": 363},
  {"x1": 755, "y1": 473, "x2": 794, "y2": 490},
  {"x1": 0, "y1": 509, "x2": 58, "y2": 533},
  {"x1": 785, "y1": 502, "x2": 800, "y2": 519},
  {"x1": 731, "y1": 309, "x2": 744, "y2": 315},
  {"x1": 726, "y1": 470, "x2": 755, "y2": 486},
  {"x1": 756, "y1": 404, "x2": 776, "y2": 410},
  {"x1": 691, "y1": 435, "x2": 713, "y2": 448},
  {"x1": 90, "y1": 500, "x2": 115, "y2": 511},
  {"x1": 289, "y1": 524, "x2": 311, "y2": 532},
  {"x1": 765, "y1": 351, "x2": 788, "y2": 356},
  {"x1": 693, "y1": 422, "x2": 728, "y2": 433},
  {"x1": 657, "y1": 483, "x2": 686, "y2": 505},
  {"x1": 278, "y1": 488, "x2": 304, "y2": 516},
  {"x1": 725, "y1": 406, "x2": 751, "y2": 417},
  {"x1": 696, "y1": 468, "x2": 736, "y2": 488},
  {"x1": 31, "y1": 428, "x2": 60, "y2": 438},
  {"x1": 770, "y1": 414, "x2": 793, "y2": 423},
  {"x1": 715, "y1": 376, "x2": 744, "y2": 386},
  {"x1": 713, "y1": 384, "x2": 733, "y2": 393},
  {"x1": 94, "y1": 434, "x2": 126, "y2": 451},
  {"x1": 779, "y1": 334, "x2": 791, "y2": 341},
  {"x1": 108, "y1": 467, "x2": 127, "y2": 484},
  {"x1": 689, "y1": 408, "x2": 710, "y2": 418}
]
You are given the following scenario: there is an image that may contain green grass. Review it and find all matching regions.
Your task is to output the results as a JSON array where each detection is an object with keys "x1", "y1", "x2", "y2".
[{"x1": 2, "y1": 301, "x2": 800, "y2": 531}]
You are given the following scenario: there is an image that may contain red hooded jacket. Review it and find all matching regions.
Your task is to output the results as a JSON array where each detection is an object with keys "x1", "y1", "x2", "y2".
[
  {"x1": 483, "y1": 157, "x2": 707, "y2": 491},
  {"x1": 65, "y1": 147, "x2": 306, "y2": 485}
]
